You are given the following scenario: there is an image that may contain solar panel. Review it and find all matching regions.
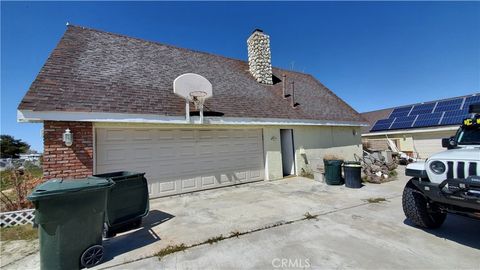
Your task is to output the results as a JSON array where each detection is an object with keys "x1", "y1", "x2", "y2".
[
  {"x1": 462, "y1": 95, "x2": 480, "y2": 109},
  {"x1": 370, "y1": 118, "x2": 395, "y2": 131},
  {"x1": 434, "y1": 98, "x2": 463, "y2": 112},
  {"x1": 412, "y1": 112, "x2": 443, "y2": 128},
  {"x1": 389, "y1": 106, "x2": 412, "y2": 118},
  {"x1": 369, "y1": 94, "x2": 478, "y2": 132},
  {"x1": 440, "y1": 110, "x2": 469, "y2": 125},
  {"x1": 390, "y1": 116, "x2": 416, "y2": 130},
  {"x1": 410, "y1": 103, "x2": 435, "y2": 115}
]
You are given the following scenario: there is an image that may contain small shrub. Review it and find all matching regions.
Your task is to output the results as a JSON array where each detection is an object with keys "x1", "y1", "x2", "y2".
[
  {"x1": 300, "y1": 168, "x2": 314, "y2": 179},
  {"x1": 0, "y1": 169, "x2": 43, "y2": 212}
]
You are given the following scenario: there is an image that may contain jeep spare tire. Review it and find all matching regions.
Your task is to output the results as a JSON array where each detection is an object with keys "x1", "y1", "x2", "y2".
[{"x1": 402, "y1": 180, "x2": 447, "y2": 229}]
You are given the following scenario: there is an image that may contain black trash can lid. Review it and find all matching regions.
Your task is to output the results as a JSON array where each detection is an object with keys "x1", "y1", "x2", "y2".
[
  {"x1": 28, "y1": 177, "x2": 114, "y2": 201},
  {"x1": 343, "y1": 163, "x2": 362, "y2": 167}
]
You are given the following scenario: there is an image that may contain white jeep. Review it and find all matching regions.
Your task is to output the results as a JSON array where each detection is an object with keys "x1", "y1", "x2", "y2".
[{"x1": 402, "y1": 105, "x2": 480, "y2": 228}]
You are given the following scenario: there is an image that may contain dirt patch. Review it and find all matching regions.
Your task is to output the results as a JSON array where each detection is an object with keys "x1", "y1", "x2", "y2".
[
  {"x1": 1, "y1": 225, "x2": 38, "y2": 242},
  {"x1": 365, "y1": 197, "x2": 388, "y2": 204}
]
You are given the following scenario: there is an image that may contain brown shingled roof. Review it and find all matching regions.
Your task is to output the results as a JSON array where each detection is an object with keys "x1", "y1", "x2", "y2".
[{"x1": 18, "y1": 25, "x2": 365, "y2": 123}]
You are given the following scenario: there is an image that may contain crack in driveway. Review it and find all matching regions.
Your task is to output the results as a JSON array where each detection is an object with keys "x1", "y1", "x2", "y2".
[{"x1": 99, "y1": 194, "x2": 401, "y2": 269}]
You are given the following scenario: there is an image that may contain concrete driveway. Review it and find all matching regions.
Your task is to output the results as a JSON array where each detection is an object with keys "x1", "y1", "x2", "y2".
[{"x1": 4, "y1": 168, "x2": 480, "y2": 269}]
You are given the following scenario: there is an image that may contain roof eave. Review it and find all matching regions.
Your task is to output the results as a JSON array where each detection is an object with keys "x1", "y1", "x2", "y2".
[
  {"x1": 362, "y1": 126, "x2": 459, "y2": 136},
  {"x1": 18, "y1": 110, "x2": 368, "y2": 127}
]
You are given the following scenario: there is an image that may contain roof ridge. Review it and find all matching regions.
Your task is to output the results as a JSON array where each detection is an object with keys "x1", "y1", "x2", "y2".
[{"x1": 67, "y1": 24, "x2": 311, "y2": 77}]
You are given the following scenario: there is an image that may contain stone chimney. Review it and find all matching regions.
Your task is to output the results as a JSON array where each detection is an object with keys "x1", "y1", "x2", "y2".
[{"x1": 247, "y1": 29, "x2": 273, "y2": 85}]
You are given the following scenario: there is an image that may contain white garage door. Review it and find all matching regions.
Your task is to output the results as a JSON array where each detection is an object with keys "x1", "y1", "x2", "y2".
[{"x1": 96, "y1": 128, "x2": 264, "y2": 197}]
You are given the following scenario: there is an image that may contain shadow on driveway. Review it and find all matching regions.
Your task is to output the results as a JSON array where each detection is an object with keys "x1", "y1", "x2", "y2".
[
  {"x1": 404, "y1": 214, "x2": 480, "y2": 250},
  {"x1": 102, "y1": 210, "x2": 175, "y2": 262}
]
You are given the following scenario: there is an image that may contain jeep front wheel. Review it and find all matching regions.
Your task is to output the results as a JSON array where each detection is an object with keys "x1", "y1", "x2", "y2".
[{"x1": 402, "y1": 180, "x2": 447, "y2": 229}]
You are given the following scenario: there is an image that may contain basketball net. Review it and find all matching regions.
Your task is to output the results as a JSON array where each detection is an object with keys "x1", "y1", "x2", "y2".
[{"x1": 189, "y1": 91, "x2": 207, "y2": 110}]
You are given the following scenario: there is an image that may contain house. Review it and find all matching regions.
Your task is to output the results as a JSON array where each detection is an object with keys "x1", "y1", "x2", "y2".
[
  {"x1": 19, "y1": 153, "x2": 42, "y2": 162},
  {"x1": 18, "y1": 25, "x2": 366, "y2": 197},
  {"x1": 362, "y1": 94, "x2": 479, "y2": 159},
  {"x1": 0, "y1": 159, "x2": 14, "y2": 171}
]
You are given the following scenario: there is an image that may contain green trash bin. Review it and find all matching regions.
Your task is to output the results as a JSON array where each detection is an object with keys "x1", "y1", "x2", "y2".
[
  {"x1": 324, "y1": 159, "x2": 344, "y2": 185},
  {"x1": 28, "y1": 177, "x2": 114, "y2": 270},
  {"x1": 93, "y1": 171, "x2": 149, "y2": 238}
]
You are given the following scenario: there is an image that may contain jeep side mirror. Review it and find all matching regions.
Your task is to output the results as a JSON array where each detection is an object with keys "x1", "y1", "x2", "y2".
[{"x1": 442, "y1": 137, "x2": 456, "y2": 149}]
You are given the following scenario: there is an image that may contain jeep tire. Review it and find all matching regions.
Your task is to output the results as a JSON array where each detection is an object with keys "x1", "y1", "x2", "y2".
[{"x1": 402, "y1": 180, "x2": 447, "y2": 229}]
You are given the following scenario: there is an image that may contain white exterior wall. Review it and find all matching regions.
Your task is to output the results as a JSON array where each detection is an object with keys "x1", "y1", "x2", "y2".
[
  {"x1": 363, "y1": 130, "x2": 457, "y2": 159},
  {"x1": 262, "y1": 127, "x2": 283, "y2": 180},
  {"x1": 292, "y1": 126, "x2": 363, "y2": 175}
]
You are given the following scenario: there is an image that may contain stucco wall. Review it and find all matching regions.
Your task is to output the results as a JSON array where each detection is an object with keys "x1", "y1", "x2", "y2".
[
  {"x1": 363, "y1": 130, "x2": 457, "y2": 159},
  {"x1": 262, "y1": 127, "x2": 283, "y2": 180},
  {"x1": 292, "y1": 126, "x2": 362, "y2": 175},
  {"x1": 259, "y1": 126, "x2": 362, "y2": 179}
]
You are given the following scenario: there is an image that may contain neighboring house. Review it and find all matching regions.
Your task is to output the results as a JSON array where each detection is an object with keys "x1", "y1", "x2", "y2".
[
  {"x1": 19, "y1": 153, "x2": 42, "y2": 162},
  {"x1": 362, "y1": 94, "x2": 479, "y2": 159},
  {"x1": 18, "y1": 25, "x2": 366, "y2": 198},
  {"x1": 0, "y1": 159, "x2": 14, "y2": 171}
]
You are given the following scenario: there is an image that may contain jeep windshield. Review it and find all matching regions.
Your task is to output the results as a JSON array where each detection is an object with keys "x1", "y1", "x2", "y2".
[{"x1": 456, "y1": 127, "x2": 480, "y2": 145}]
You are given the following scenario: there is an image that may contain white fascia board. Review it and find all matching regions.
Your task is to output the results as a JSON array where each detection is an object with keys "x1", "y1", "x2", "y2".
[
  {"x1": 17, "y1": 110, "x2": 368, "y2": 127},
  {"x1": 362, "y1": 126, "x2": 459, "y2": 137}
]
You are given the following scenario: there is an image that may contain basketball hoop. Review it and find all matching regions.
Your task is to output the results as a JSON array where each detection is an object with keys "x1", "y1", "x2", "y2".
[
  {"x1": 173, "y1": 73, "x2": 213, "y2": 124},
  {"x1": 189, "y1": 91, "x2": 207, "y2": 110}
]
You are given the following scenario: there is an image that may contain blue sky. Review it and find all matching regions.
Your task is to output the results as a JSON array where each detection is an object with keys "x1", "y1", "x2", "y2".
[{"x1": 1, "y1": 2, "x2": 479, "y2": 152}]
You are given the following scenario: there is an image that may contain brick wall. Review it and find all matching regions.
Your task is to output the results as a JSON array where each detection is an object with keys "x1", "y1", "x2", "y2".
[{"x1": 43, "y1": 121, "x2": 93, "y2": 179}]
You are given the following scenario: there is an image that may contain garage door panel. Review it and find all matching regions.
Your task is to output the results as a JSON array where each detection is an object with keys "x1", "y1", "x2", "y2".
[
  {"x1": 201, "y1": 176, "x2": 216, "y2": 187},
  {"x1": 102, "y1": 129, "x2": 128, "y2": 142},
  {"x1": 96, "y1": 128, "x2": 264, "y2": 197},
  {"x1": 177, "y1": 144, "x2": 195, "y2": 157},
  {"x1": 101, "y1": 148, "x2": 127, "y2": 163},
  {"x1": 234, "y1": 171, "x2": 247, "y2": 181},
  {"x1": 159, "y1": 180, "x2": 176, "y2": 193},
  {"x1": 133, "y1": 147, "x2": 152, "y2": 160},
  {"x1": 217, "y1": 174, "x2": 233, "y2": 184},
  {"x1": 178, "y1": 130, "x2": 195, "y2": 140},
  {"x1": 132, "y1": 129, "x2": 153, "y2": 141},
  {"x1": 156, "y1": 130, "x2": 175, "y2": 141},
  {"x1": 250, "y1": 169, "x2": 262, "y2": 180},
  {"x1": 198, "y1": 130, "x2": 215, "y2": 140},
  {"x1": 181, "y1": 177, "x2": 198, "y2": 189}
]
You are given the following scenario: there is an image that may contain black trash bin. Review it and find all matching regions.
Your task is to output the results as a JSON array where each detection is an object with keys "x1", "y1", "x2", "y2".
[
  {"x1": 343, "y1": 161, "x2": 362, "y2": 189},
  {"x1": 28, "y1": 177, "x2": 114, "y2": 270},
  {"x1": 93, "y1": 171, "x2": 149, "y2": 237},
  {"x1": 323, "y1": 159, "x2": 344, "y2": 185}
]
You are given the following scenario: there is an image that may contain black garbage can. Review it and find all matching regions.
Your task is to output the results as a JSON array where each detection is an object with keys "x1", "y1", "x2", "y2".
[
  {"x1": 28, "y1": 177, "x2": 114, "y2": 270},
  {"x1": 343, "y1": 161, "x2": 362, "y2": 189},
  {"x1": 93, "y1": 171, "x2": 149, "y2": 237},
  {"x1": 323, "y1": 159, "x2": 344, "y2": 185}
]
